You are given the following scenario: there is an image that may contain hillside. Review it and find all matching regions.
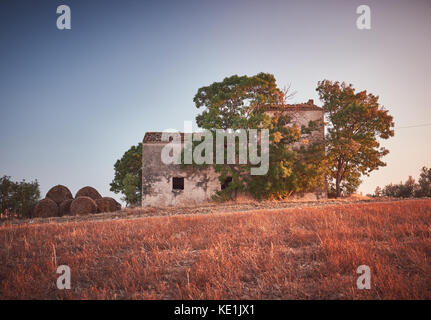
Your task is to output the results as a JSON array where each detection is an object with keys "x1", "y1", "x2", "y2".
[{"x1": 1, "y1": 199, "x2": 431, "y2": 299}]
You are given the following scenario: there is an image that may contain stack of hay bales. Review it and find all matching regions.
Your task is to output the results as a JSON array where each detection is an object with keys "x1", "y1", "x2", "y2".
[
  {"x1": 75, "y1": 186, "x2": 102, "y2": 200},
  {"x1": 33, "y1": 198, "x2": 59, "y2": 218},
  {"x1": 46, "y1": 185, "x2": 73, "y2": 205},
  {"x1": 33, "y1": 185, "x2": 72, "y2": 218},
  {"x1": 32, "y1": 185, "x2": 121, "y2": 218},
  {"x1": 59, "y1": 199, "x2": 73, "y2": 216},
  {"x1": 45, "y1": 185, "x2": 73, "y2": 217},
  {"x1": 70, "y1": 195, "x2": 97, "y2": 216},
  {"x1": 96, "y1": 197, "x2": 122, "y2": 213},
  {"x1": 71, "y1": 186, "x2": 100, "y2": 216}
]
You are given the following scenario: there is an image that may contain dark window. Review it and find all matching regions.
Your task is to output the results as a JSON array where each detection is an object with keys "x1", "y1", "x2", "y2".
[
  {"x1": 172, "y1": 177, "x2": 184, "y2": 190},
  {"x1": 221, "y1": 176, "x2": 232, "y2": 190}
]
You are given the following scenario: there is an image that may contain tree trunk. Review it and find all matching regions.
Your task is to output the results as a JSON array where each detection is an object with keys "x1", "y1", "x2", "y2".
[
  {"x1": 335, "y1": 177, "x2": 341, "y2": 198},
  {"x1": 335, "y1": 157, "x2": 343, "y2": 198}
]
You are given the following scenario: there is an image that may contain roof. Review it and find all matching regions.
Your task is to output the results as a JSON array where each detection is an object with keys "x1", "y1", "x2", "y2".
[
  {"x1": 143, "y1": 132, "x2": 186, "y2": 143},
  {"x1": 262, "y1": 99, "x2": 323, "y2": 112},
  {"x1": 143, "y1": 100, "x2": 322, "y2": 143}
]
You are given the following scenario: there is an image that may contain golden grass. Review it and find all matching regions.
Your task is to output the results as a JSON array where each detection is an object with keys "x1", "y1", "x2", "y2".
[{"x1": 1, "y1": 199, "x2": 431, "y2": 299}]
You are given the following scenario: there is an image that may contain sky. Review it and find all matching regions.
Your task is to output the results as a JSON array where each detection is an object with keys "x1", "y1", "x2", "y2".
[{"x1": 0, "y1": 0, "x2": 430, "y2": 203}]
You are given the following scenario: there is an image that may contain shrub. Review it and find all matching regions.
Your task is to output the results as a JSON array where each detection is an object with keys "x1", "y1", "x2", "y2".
[
  {"x1": 377, "y1": 167, "x2": 431, "y2": 198},
  {"x1": 0, "y1": 176, "x2": 40, "y2": 218}
]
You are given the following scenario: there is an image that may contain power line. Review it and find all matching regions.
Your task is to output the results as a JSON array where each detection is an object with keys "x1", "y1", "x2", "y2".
[{"x1": 396, "y1": 123, "x2": 431, "y2": 129}]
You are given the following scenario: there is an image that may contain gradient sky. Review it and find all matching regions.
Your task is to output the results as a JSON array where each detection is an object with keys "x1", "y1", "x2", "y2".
[{"x1": 1, "y1": 0, "x2": 430, "y2": 203}]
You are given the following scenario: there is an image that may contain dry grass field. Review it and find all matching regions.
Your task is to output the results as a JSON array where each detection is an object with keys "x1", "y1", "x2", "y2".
[{"x1": 1, "y1": 199, "x2": 431, "y2": 299}]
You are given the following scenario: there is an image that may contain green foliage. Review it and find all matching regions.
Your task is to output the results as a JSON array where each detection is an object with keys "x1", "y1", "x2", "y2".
[
  {"x1": 373, "y1": 186, "x2": 382, "y2": 197},
  {"x1": 381, "y1": 177, "x2": 417, "y2": 198},
  {"x1": 194, "y1": 73, "x2": 279, "y2": 131},
  {"x1": 417, "y1": 166, "x2": 431, "y2": 197},
  {"x1": 189, "y1": 73, "x2": 326, "y2": 200},
  {"x1": 110, "y1": 143, "x2": 142, "y2": 206},
  {"x1": 293, "y1": 140, "x2": 327, "y2": 193},
  {"x1": 193, "y1": 73, "x2": 281, "y2": 200},
  {"x1": 316, "y1": 80, "x2": 394, "y2": 197},
  {"x1": 122, "y1": 173, "x2": 141, "y2": 205},
  {"x1": 0, "y1": 176, "x2": 40, "y2": 218},
  {"x1": 378, "y1": 167, "x2": 431, "y2": 198},
  {"x1": 248, "y1": 113, "x2": 305, "y2": 199}
]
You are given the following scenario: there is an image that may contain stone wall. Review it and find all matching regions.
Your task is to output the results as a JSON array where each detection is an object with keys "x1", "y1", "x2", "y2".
[
  {"x1": 264, "y1": 109, "x2": 325, "y2": 148},
  {"x1": 141, "y1": 102, "x2": 326, "y2": 207},
  {"x1": 141, "y1": 143, "x2": 220, "y2": 207}
]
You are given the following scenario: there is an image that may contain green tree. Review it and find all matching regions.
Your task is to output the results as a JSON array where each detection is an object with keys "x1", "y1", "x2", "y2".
[
  {"x1": 374, "y1": 186, "x2": 382, "y2": 197},
  {"x1": 0, "y1": 176, "x2": 40, "y2": 218},
  {"x1": 193, "y1": 73, "x2": 279, "y2": 199},
  {"x1": 110, "y1": 143, "x2": 142, "y2": 206},
  {"x1": 381, "y1": 177, "x2": 417, "y2": 198},
  {"x1": 417, "y1": 166, "x2": 431, "y2": 197},
  {"x1": 194, "y1": 73, "x2": 280, "y2": 131},
  {"x1": 190, "y1": 73, "x2": 326, "y2": 200},
  {"x1": 247, "y1": 112, "x2": 302, "y2": 199},
  {"x1": 316, "y1": 80, "x2": 394, "y2": 198},
  {"x1": 380, "y1": 166, "x2": 431, "y2": 198},
  {"x1": 0, "y1": 176, "x2": 14, "y2": 214},
  {"x1": 122, "y1": 173, "x2": 141, "y2": 205}
]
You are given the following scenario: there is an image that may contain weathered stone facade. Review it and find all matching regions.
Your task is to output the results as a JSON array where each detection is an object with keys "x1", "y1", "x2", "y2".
[
  {"x1": 141, "y1": 100, "x2": 326, "y2": 207},
  {"x1": 141, "y1": 140, "x2": 221, "y2": 207}
]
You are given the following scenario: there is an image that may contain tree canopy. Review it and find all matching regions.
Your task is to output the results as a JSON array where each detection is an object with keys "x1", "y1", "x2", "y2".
[
  {"x1": 0, "y1": 176, "x2": 40, "y2": 218},
  {"x1": 114, "y1": 76, "x2": 395, "y2": 202},
  {"x1": 190, "y1": 73, "x2": 325, "y2": 200},
  {"x1": 194, "y1": 73, "x2": 281, "y2": 131},
  {"x1": 316, "y1": 80, "x2": 394, "y2": 197},
  {"x1": 377, "y1": 166, "x2": 431, "y2": 198},
  {"x1": 110, "y1": 143, "x2": 142, "y2": 206}
]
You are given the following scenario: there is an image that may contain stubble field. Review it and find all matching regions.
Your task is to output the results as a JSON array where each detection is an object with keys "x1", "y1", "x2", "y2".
[{"x1": 1, "y1": 199, "x2": 431, "y2": 299}]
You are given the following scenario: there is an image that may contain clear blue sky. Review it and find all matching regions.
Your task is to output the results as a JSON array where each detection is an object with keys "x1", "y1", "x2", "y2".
[{"x1": 1, "y1": 0, "x2": 430, "y2": 202}]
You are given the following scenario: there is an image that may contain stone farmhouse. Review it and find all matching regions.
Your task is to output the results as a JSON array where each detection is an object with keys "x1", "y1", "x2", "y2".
[{"x1": 141, "y1": 100, "x2": 326, "y2": 206}]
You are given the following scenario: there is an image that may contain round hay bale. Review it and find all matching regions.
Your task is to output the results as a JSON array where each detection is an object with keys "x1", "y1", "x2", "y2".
[
  {"x1": 96, "y1": 197, "x2": 122, "y2": 213},
  {"x1": 46, "y1": 185, "x2": 73, "y2": 205},
  {"x1": 75, "y1": 186, "x2": 102, "y2": 201},
  {"x1": 59, "y1": 199, "x2": 73, "y2": 216},
  {"x1": 33, "y1": 198, "x2": 59, "y2": 218},
  {"x1": 70, "y1": 196, "x2": 97, "y2": 216}
]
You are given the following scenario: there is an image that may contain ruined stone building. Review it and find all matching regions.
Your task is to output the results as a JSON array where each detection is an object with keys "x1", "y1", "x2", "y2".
[{"x1": 142, "y1": 100, "x2": 326, "y2": 207}]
